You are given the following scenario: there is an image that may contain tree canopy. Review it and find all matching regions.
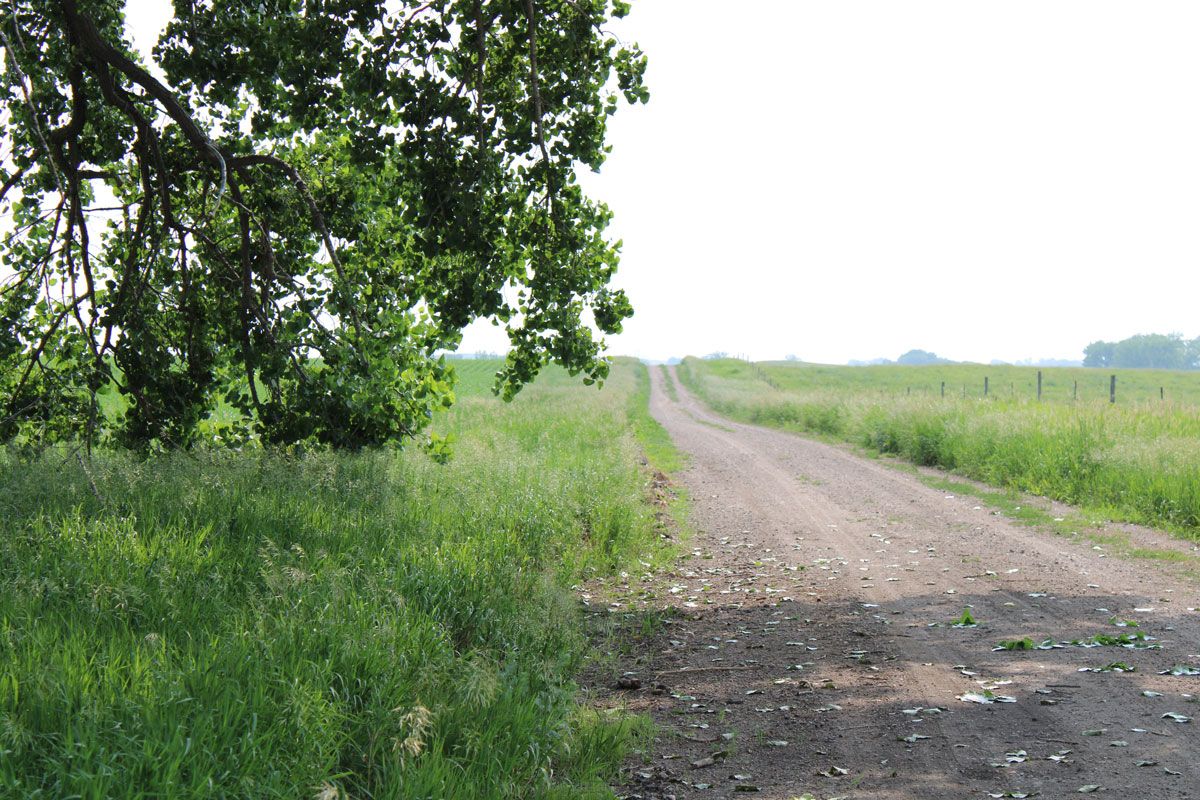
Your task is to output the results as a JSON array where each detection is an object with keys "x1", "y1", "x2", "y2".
[
  {"x1": 895, "y1": 349, "x2": 948, "y2": 366},
  {"x1": 1083, "y1": 334, "x2": 1200, "y2": 371},
  {"x1": 0, "y1": 0, "x2": 647, "y2": 450}
]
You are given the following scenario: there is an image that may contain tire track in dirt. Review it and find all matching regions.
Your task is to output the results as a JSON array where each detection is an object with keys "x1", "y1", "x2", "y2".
[{"x1": 611, "y1": 366, "x2": 1200, "y2": 800}]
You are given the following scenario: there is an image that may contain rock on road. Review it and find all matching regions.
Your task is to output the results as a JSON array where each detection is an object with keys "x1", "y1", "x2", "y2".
[{"x1": 615, "y1": 366, "x2": 1200, "y2": 800}]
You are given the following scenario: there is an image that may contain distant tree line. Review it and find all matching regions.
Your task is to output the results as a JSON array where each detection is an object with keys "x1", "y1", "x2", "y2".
[
  {"x1": 1083, "y1": 334, "x2": 1200, "y2": 370},
  {"x1": 849, "y1": 349, "x2": 952, "y2": 367},
  {"x1": 895, "y1": 349, "x2": 951, "y2": 366}
]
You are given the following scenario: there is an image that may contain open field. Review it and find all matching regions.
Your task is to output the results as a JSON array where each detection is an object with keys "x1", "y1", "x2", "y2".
[
  {"x1": 754, "y1": 359, "x2": 1200, "y2": 404},
  {"x1": 0, "y1": 360, "x2": 671, "y2": 799},
  {"x1": 678, "y1": 358, "x2": 1200, "y2": 534}
]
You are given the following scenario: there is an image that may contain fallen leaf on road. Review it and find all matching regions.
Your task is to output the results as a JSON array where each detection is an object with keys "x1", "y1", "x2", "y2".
[
  {"x1": 1159, "y1": 665, "x2": 1200, "y2": 676},
  {"x1": 960, "y1": 690, "x2": 1016, "y2": 704},
  {"x1": 1078, "y1": 662, "x2": 1135, "y2": 673}
]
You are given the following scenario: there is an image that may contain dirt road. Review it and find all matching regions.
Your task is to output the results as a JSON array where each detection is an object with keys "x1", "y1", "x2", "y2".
[{"x1": 613, "y1": 367, "x2": 1200, "y2": 800}]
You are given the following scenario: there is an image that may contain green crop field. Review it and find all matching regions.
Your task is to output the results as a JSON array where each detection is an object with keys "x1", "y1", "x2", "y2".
[
  {"x1": 0, "y1": 360, "x2": 672, "y2": 799},
  {"x1": 679, "y1": 358, "x2": 1200, "y2": 536}
]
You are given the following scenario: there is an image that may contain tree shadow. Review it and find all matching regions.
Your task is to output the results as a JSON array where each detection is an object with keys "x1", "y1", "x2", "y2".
[{"x1": 609, "y1": 586, "x2": 1200, "y2": 799}]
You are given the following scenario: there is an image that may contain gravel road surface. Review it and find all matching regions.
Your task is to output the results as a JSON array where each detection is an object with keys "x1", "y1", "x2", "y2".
[{"x1": 611, "y1": 366, "x2": 1200, "y2": 800}]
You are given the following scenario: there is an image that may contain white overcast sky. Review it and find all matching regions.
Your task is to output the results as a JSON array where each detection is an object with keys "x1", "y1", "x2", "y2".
[{"x1": 130, "y1": 2, "x2": 1200, "y2": 365}]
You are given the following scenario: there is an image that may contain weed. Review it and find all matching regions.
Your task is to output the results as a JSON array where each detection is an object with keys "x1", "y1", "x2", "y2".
[
  {"x1": 952, "y1": 608, "x2": 978, "y2": 627},
  {"x1": 994, "y1": 638, "x2": 1038, "y2": 651}
]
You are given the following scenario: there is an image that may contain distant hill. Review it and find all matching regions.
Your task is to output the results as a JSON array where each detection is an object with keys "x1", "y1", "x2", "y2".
[
  {"x1": 1026, "y1": 358, "x2": 1083, "y2": 367},
  {"x1": 850, "y1": 352, "x2": 1083, "y2": 368},
  {"x1": 992, "y1": 358, "x2": 1084, "y2": 368}
]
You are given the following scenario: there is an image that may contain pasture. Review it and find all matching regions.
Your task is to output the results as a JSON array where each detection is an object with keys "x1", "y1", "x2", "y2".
[
  {"x1": 755, "y1": 360, "x2": 1200, "y2": 404},
  {"x1": 679, "y1": 358, "x2": 1200, "y2": 535},
  {"x1": 0, "y1": 360, "x2": 670, "y2": 799}
]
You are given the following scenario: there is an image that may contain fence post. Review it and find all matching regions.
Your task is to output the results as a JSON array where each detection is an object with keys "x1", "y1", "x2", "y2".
[
  {"x1": 1161, "y1": 386, "x2": 1165, "y2": 401},
  {"x1": 1037, "y1": 370, "x2": 1042, "y2": 401},
  {"x1": 1109, "y1": 374, "x2": 1116, "y2": 404},
  {"x1": 941, "y1": 381, "x2": 945, "y2": 398},
  {"x1": 984, "y1": 376, "x2": 989, "y2": 397},
  {"x1": 1073, "y1": 380, "x2": 1078, "y2": 401}
]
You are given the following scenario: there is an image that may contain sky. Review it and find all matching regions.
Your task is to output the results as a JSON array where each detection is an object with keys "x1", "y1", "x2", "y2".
[
  {"x1": 465, "y1": 0, "x2": 1200, "y2": 364},
  {"x1": 125, "y1": 2, "x2": 1200, "y2": 365}
]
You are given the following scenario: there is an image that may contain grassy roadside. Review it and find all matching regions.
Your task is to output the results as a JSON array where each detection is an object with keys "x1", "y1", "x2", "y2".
[
  {"x1": 679, "y1": 357, "x2": 1200, "y2": 541},
  {"x1": 627, "y1": 361, "x2": 690, "y2": 546},
  {"x1": 884, "y1": 462, "x2": 1197, "y2": 566},
  {"x1": 627, "y1": 361, "x2": 684, "y2": 475},
  {"x1": 0, "y1": 360, "x2": 674, "y2": 799}
]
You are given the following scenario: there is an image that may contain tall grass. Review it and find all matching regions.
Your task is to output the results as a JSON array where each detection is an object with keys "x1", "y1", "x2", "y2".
[
  {"x1": 679, "y1": 358, "x2": 1200, "y2": 535},
  {"x1": 0, "y1": 361, "x2": 665, "y2": 798}
]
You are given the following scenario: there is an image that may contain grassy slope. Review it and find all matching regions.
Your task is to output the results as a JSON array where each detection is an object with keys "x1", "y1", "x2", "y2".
[
  {"x1": 0, "y1": 360, "x2": 676, "y2": 799},
  {"x1": 679, "y1": 358, "x2": 1200, "y2": 536}
]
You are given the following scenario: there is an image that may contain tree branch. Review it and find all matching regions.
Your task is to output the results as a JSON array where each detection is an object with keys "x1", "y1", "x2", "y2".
[
  {"x1": 229, "y1": 153, "x2": 366, "y2": 348},
  {"x1": 58, "y1": 0, "x2": 227, "y2": 190},
  {"x1": 523, "y1": 0, "x2": 552, "y2": 173},
  {"x1": 0, "y1": 164, "x2": 28, "y2": 202}
]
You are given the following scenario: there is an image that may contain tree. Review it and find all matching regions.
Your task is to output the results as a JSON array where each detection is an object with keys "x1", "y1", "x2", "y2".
[
  {"x1": 0, "y1": 0, "x2": 647, "y2": 450},
  {"x1": 1113, "y1": 333, "x2": 1187, "y2": 370},
  {"x1": 1083, "y1": 334, "x2": 1191, "y2": 370},
  {"x1": 1186, "y1": 338, "x2": 1200, "y2": 370},
  {"x1": 895, "y1": 349, "x2": 945, "y2": 366},
  {"x1": 1082, "y1": 341, "x2": 1114, "y2": 368}
]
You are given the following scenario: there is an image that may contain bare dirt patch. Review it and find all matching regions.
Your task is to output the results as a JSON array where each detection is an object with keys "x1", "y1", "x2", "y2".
[{"x1": 600, "y1": 366, "x2": 1200, "y2": 800}]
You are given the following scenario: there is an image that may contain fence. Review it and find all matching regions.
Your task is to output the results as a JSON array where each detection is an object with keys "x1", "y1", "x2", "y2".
[
  {"x1": 875, "y1": 373, "x2": 1168, "y2": 403},
  {"x1": 758, "y1": 370, "x2": 1178, "y2": 404}
]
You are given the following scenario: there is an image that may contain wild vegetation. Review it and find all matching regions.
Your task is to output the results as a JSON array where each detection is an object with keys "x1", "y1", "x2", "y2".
[
  {"x1": 679, "y1": 358, "x2": 1200, "y2": 535},
  {"x1": 0, "y1": 359, "x2": 671, "y2": 799}
]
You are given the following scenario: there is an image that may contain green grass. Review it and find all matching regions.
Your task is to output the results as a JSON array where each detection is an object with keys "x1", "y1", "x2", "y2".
[
  {"x1": 659, "y1": 366, "x2": 679, "y2": 402},
  {"x1": 679, "y1": 358, "x2": 1200, "y2": 537},
  {"x1": 628, "y1": 362, "x2": 684, "y2": 475},
  {"x1": 0, "y1": 360, "x2": 673, "y2": 798},
  {"x1": 625, "y1": 361, "x2": 690, "y2": 555}
]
